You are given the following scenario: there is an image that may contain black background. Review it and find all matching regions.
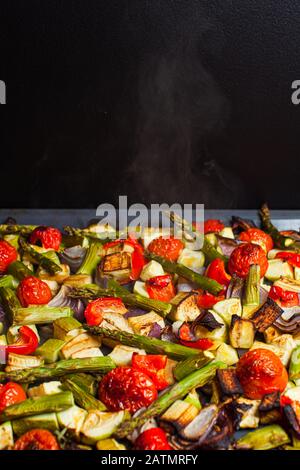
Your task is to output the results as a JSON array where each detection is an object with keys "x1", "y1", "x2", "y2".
[{"x1": 1, "y1": 0, "x2": 300, "y2": 209}]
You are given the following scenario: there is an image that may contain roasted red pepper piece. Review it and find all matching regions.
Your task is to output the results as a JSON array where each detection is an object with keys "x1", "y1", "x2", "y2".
[
  {"x1": 196, "y1": 290, "x2": 225, "y2": 309},
  {"x1": 14, "y1": 429, "x2": 60, "y2": 450},
  {"x1": 204, "y1": 219, "x2": 225, "y2": 234},
  {"x1": 0, "y1": 240, "x2": 18, "y2": 273},
  {"x1": 30, "y1": 226, "x2": 62, "y2": 251},
  {"x1": 84, "y1": 297, "x2": 126, "y2": 326},
  {"x1": 98, "y1": 366, "x2": 157, "y2": 413},
  {"x1": 178, "y1": 323, "x2": 214, "y2": 350},
  {"x1": 146, "y1": 274, "x2": 176, "y2": 302},
  {"x1": 135, "y1": 428, "x2": 172, "y2": 450},
  {"x1": 5, "y1": 326, "x2": 39, "y2": 356},
  {"x1": 206, "y1": 258, "x2": 231, "y2": 288},
  {"x1": 17, "y1": 276, "x2": 52, "y2": 307},
  {"x1": 0, "y1": 382, "x2": 26, "y2": 413},
  {"x1": 269, "y1": 285, "x2": 299, "y2": 308},
  {"x1": 275, "y1": 251, "x2": 300, "y2": 268},
  {"x1": 148, "y1": 236, "x2": 184, "y2": 262},
  {"x1": 132, "y1": 353, "x2": 169, "y2": 391}
]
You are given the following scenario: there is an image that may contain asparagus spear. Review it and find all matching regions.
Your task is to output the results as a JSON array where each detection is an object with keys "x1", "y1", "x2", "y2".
[
  {"x1": 234, "y1": 424, "x2": 290, "y2": 450},
  {"x1": 242, "y1": 264, "x2": 260, "y2": 318},
  {"x1": 70, "y1": 284, "x2": 172, "y2": 317},
  {"x1": 7, "y1": 260, "x2": 33, "y2": 281},
  {"x1": 12, "y1": 305, "x2": 73, "y2": 325},
  {"x1": 115, "y1": 361, "x2": 222, "y2": 439},
  {"x1": 84, "y1": 326, "x2": 204, "y2": 361},
  {"x1": 77, "y1": 240, "x2": 103, "y2": 275},
  {"x1": 0, "y1": 224, "x2": 36, "y2": 235},
  {"x1": 64, "y1": 226, "x2": 116, "y2": 244},
  {"x1": 0, "y1": 275, "x2": 16, "y2": 289},
  {"x1": 173, "y1": 354, "x2": 214, "y2": 381},
  {"x1": 259, "y1": 204, "x2": 298, "y2": 250},
  {"x1": 19, "y1": 237, "x2": 62, "y2": 274},
  {"x1": 0, "y1": 357, "x2": 115, "y2": 384},
  {"x1": 164, "y1": 210, "x2": 227, "y2": 264},
  {"x1": 0, "y1": 287, "x2": 21, "y2": 324},
  {"x1": 145, "y1": 251, "x2": 223, "y2": 295},
  {"x1": 68, "y1": 373, "x2": 97, "y2": 396},
  {"x1": 0, "y1": 392, "x2": 74, "y2": 423},
  {"x1": 62, "y1": 378, "x2": 107, "y2": 411}
]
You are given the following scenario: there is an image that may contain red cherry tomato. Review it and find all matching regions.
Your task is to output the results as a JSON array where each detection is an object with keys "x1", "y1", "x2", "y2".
[
  {"x1": 17, "y1": 276, "x2": 52, "y2": 307},
  {"x1": 132, "y1": 354, "x2": 169, "y2": 391},
  {"x1": 0, "y1": 382, "x2": 26, "y2": 413},
  {"x1": 204, "y1": 219, "x2": 225, "y2": 234},
  {"x1": 236, "y1": 349, "x2": 288, "y2": 399},
  {"x1": 84, "y1": 297, "x2": 126, "y2": 326},
  {"x1": 30, "y1": 226, "x2": 62, "y2": 251},
  {"x1": 6, "y1": 326, "x2": 39, "y2": 356},
  {"x1": 135, "y1": 428, "x2": 172, "y2": 450},
  {"x1": 146, "y1": 274, "x2": 176, "y2": 302},
  {"x1": 98, "y1": 367, "x2": 157, "y2": 413},
  {"x1": 14, "y1": 429, "x2": 60, "y2": 450},
  {"x1": 148, "y1": 236, "x2": 184, "y2": 262},
  {"x1": 269, "y1": 285, "x2": 299, "y2": 308},
  {"x1": 0, "y1": 240, "x2": 18, "y2": 273},
  {"x1": 239, "y1": 228, "x2": 274, "y2": 253},
  {"x1": 206, "y1": 258, "x2": 231, "y2": 288},
  {"x1": 228, "y1": 243, "x2": 268, "y2": 278},
  {"x1": 275, "y1": 251, "x2": 300, "y2": 268},
  {"x1": 196, "y1": 290, "x2": 225, "y2": 309}
]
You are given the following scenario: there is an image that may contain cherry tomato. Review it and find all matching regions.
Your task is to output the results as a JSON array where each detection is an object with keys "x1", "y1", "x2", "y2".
[
  {"x1": 197, "y1": 290, "x2": 225, "y2": 309},
  {"x1": 132, "y1": 354, "x2": 169, "y2": 391},
  {"x1": 228, "y1": 243, "x2": 268, "y2": 278},
  {"x1": 17, "y1": 276, "x2": 52, "y2": 307},
  {"x1": 6, "y1": 326, "x2": 39, "y2": 356},
  {"x1": 98, "y1": 367, "x2": 158, "y2": 413},
  {"x1": 30, "y1": 226, "x2": 62, "y2": 251},
  {"x1": 206, "y1": 258, "x2": 231, "y2": 288},
  {"x1": 135, "y1": 428, "x2": 172, "y2": 450},
  {"x1": 146, "y1": 274, "x2": 176, "y2": 302},
  {"x1": 148, "y1": 236, "x2": 184, "y2": 262},
  {"x1": 0, "y1": 382, "x2": 26, "y2": 413},
  {"x1": 236, "y1": 349, "x2": 288, "y2": 399},
  {"x1": 275, "y1": 251, "x2": 300, "y2": 268},
  {"x1": 239, "y1": 228, "x2": 273, "y2": 253},
  {"x1": 0, "y1": 240, "x2": 18, "y2": 273},
  {"x1": 204, "y1": 219, "x2": 225, "y2": 234},
  {"x1": 14, "y1": 429, "x2": 60, "y2": 450},
  {"x1": 84, "y1": 297, "x2": 126, "y2": 326},
  {"x1": 269, "y1": 285, "x2": 299, "y2": 308}
]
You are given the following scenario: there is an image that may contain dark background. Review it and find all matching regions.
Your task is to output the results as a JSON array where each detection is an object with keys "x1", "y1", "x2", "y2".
[{"x1": 1, "y1": 0, "x2": 300, "y2": 209}]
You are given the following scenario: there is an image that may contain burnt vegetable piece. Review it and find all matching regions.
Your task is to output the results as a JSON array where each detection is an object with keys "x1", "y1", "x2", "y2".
[
  {"x1": 231, "y1": 216, "x2": 256, "y2": 234},
  {"x1": 259, "y1": 392, "x2": 280, "y2": 412},
  {"x1": 114, "y1": 361, "x2": 223, "y2": 439},
  {"x1": 250, "y1": 297, "x2": 283, "y2": 332},
  {"x1": 216, "y1": 368, "x2": 243, "y2": 398},
  {"x1": 192, "y1": 310, "x2": 223, "y2": 332},
  {"x1": 19, "y1": 236, "x2": 62, "y2": 274},
  {"x1": 282, "y1": 404, "x2": 300, "y2": 438}
]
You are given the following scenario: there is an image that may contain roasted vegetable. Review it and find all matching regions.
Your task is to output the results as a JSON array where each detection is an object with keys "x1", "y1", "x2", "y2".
[
  {"x1": 251, "y1": 298, "x2": 283, "y2": 332},
  {"x1": 216, "y1": 368, "x2": 243, "y2": 398},
  {"x1": 229, "y1": 315, "x2": 255, "y2": 349}
]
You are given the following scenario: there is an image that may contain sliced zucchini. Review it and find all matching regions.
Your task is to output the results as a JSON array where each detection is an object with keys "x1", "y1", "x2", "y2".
[
  {"x1": 289, "y1": 345, "x2": 300, "y2": 380},
  {"x1": 229, "y1": 315, "x2": 255, "y2": 349},
  {"x1": 96, "y1": 438, "x2": 126, "y2": 450},
  {"x1": 214, "y1": 342, "x2": 239, "y2": 365},
  {"x1": 235, "y1": 398, "x2": 260, "y2": 429},
  {"x1": 12, "y1": 413, "x2": 59, "y2": 436},
  {"x1": 219, "y1": 227, "x2": 235, "y2": 239},
  {"x1": 28, "y1": 381, "x2": 63, "y2": 398},
  {"x1": 235, "y1": 424, "x2": 290, "y2": 449},
  {"x1": 140, "y1": 260, "x2": 164, "y2": 281},
  {"x1": 57, "y1": 405, "x2": 87, "y2": 434},
  {"x1": 0, "y1": 421, "x2": 14, "y2": 450},
  {"x1": 133, "y1": 281, "x2": 150, "y2": 298},
  {"x1": 81, "y1": 410, "x2": 128, "y2": 444},
  {"x1": 184, "y1": 389, "x2": 202, "y2": 410},
  {"x1": 177, "y1": 248, "x2": 205, "y2": 273},
  {"x1": 295, "y1": 267, "x2": 300, "y2": 281},
  {"x1": 35, "y1": 338, "x2": 65, "y2": 363},
  {"x1": 270, "y1": 334, "x2": 296, "y2": 366},
  {"x1": 53, "y1": 316, "x2": 83, "y2": 341},
  {"x1": 213, "y1": 298, "x2": 242, "y2": 325},
  {"x1": 265, "y1": 259, "x2": 294, "y2": 282},
  {"x1": 108, "y1": 345, "x2": 146, "y2": 366}
]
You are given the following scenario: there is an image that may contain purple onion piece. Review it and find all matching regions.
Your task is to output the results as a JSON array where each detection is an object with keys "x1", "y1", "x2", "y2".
[
  {"x1": 161, "y1": 325, "x2": 178, "y2": 343},
  {"x1": 216, "y1": 235, "x2": 240, "y2": 257},
  {"x1": 48, "y1": 285, "x2": 85, "y2": 322},
  {"x1": 124, "y1": 308, "x2": 147, "y2": 319},
  {"x1": 0, "y1": 302, "x2": 6, "y2": 324},
  {"x1": 260, "y1": 286, "x2": 269, "y2": 305},
  {"x1": 226, "y1": 275, "x2": 244, "y2": 299},
  {"x1": 59, "y1": 245, "x2": 86, "y2": 274},
  {"x1": 148, "y1": 322, "x2": 162, "y2": 338}
]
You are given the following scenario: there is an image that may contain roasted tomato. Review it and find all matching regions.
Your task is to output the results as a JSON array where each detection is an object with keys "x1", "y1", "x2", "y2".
[
  {"x1": 228, "y1": 243, "x2": 268, "y2": 278},
  {"x1": 204, "y1": 219, "x2": 225, "y2": 234},
  {"x1": 239, "y1": 228, "x2": 273, "y2": 253},
  {"x1": 17, "y1": 276, "x2": 52, "y2": 307},
  {"x1": 84, "y1": 297, "x2": 127, "y2": 326},
  {"x1": 269, "y1": 285, "x2": 299, "y2": 308},
  {"x1": 14, "y1": 429, "x2": 60, "y2": 450},
  {"x1": 132, "y1": 354, "x2": 169, "y2": 390},
  {"x1": 206, "y1": 258, "x2": 231, "y2": 288},
  {"x1": 135, "y1": 428, "x2": 172, "y2": 450},
  {"x1": 146, "y1": 274, "x2": 176, "y2": 302},
  {"x1": 236, "y1": 349, "x2": 288, "y2": 399},
  {"x1": 0, "y1": 382, "x2": 26, "y2": 413},
  {"x1": 30, "y1": 226, "x2": 62, "y2": 251},
  {"x1": 98, "y1": 367, "x2": 158, "y2": 413},
  {"x1": 148, "y1": 236, "x2": 184, "y2": 262},
  {"x1": 196, "y1": 290, "x2": 225, "y2": 309},
  {"x1": 0, "y1": 240, "x2": 18, "y2": 273},
  {"x1": 275, "y1": 251, "x2": 300, "y2": 268}
]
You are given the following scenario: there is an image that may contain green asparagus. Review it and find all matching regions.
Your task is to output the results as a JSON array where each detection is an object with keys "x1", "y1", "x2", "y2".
[
  {"x1": 0, "y1": 275, "x2": 17, "y2": 289},
  {"x1": 77, "y1": 240, "x2": 103, "y2": 275},
  {"x1": 259, "y1": 204, "x2": 298, "y2": 250},
  {"x1": 0, "y1": 287, "x2": 21, "y2": 324},
  {"x1": 19, "y1": 237, "x2": 62, "y2": 274},
  {"x1": 0, "y1": 224, "x2": 36, "y2": 235},
  {"x1": 62, "y1": 378, "x2": 107, "y2": 411},
  {"x1": 12, "y1": 305, "x2": 73, "y2": 326},
  {"x1": 7, "y1": 260, "x2": 34, "y2": 281},
  {"x1": 243, "y1": 264, "x2": 260, "y2": 317},
  {"x1": 115, "y1": 361, "x2": 222, "y2": 439},
  {"x1": 0, "y1": 357, "x2": 115, "y2": 384},
  {"x1": 234, "y1": 424, "x2": 290, "y2": 450},
  {"x1": 173, "y1": 355, "x2": 214, "y2": 381}
]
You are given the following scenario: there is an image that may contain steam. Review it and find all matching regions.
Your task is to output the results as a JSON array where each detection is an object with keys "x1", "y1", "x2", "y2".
[{"x1": 127, "y1": 29, "x2": 242, "y2": 207}]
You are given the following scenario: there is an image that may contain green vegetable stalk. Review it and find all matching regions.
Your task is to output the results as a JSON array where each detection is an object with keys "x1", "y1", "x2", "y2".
[
  {"x1": 0, "y1": 287, "x2": 21, "y2": 324},
  {"x1": 63, "y1": 378, "x2": 106, "y2": 411},
  {"x1": 0, "y1": 275, "x2": 17, "y2": 289},
  {"x1": 7, "y1": 261, "x2": 34, "y2": 281},
  {"x1": 243, "y1": 264, "x2": 260, "y2": 315},
  {"x1": 64, "y1": 226, "x2": 116, "y2": 242},
  {"x1": 12, "y1": 306, "x2": 73, "y2": 326},
  {"x1": 173, "y1": 355, "x2": 214, "y2": 381},
  {"x1": 77, "y1": 241, "x2": 103, "y2": 275},
  {"x1": 115, "y1": 361, "x2": 222, "y2": 439},
  {"x1": 259, "y1": 204, "x2": 297, "y2": 250},
  {"x1": 0, "y1": 224, "x2": 36, "y2": 235},
  {"x1": 0, "y1": 357, "x2": 115, "y2": 384},
  {"x1": 234, "y1": 424, "x2": 290, "y2": 450},
  {"x1": 19, "y1": 237, "x2": 62, "y2": 274}
]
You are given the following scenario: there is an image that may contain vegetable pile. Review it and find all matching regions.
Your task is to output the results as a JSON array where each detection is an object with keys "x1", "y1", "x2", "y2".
[{"x1": 1, "y1": 205, "x2": 300, "y2": 450}]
